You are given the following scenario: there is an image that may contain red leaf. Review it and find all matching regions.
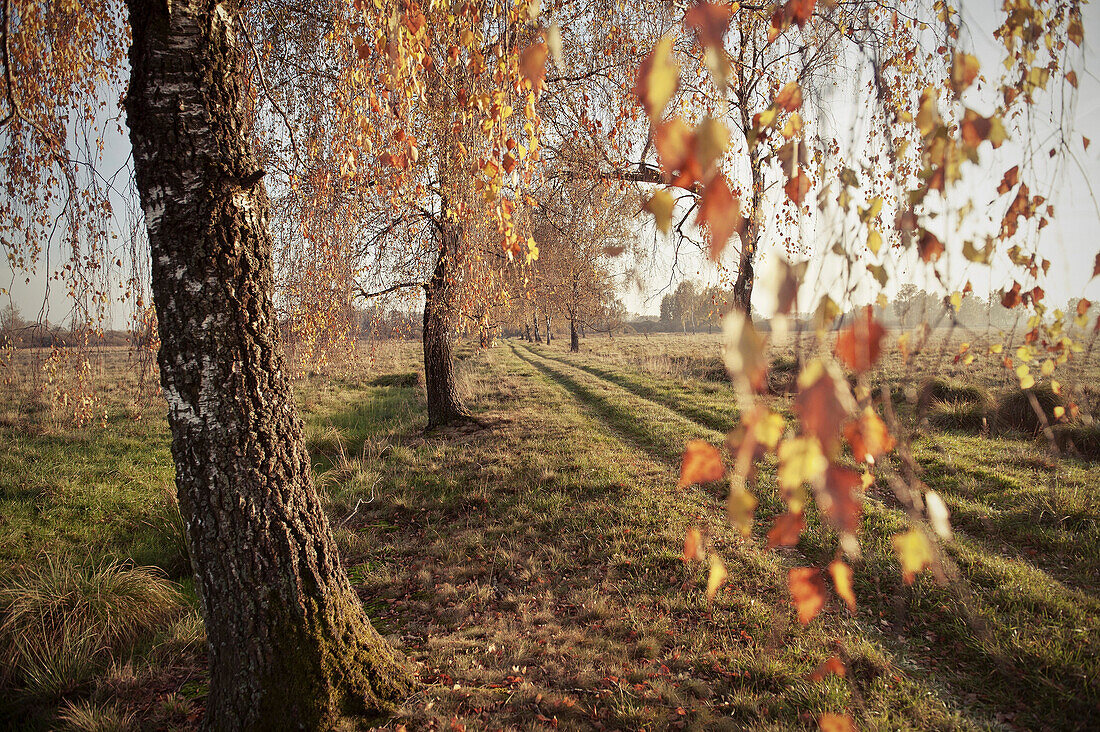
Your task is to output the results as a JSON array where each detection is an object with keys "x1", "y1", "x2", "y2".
[
  {"x1": 834, "y1": 305, "x2": 886, "y2": 373},
  {"x1": 766, "y1": 511, "x2": 805, "y2": 548},
  {"x1": 679, "y1": 440, "x2": 725, "y2": 487},
  {"x1": 696, "y1": 174, "x2": 743, "y2": 261},
  {"x1": 784, "y1": 169, "x2": 810, "y2": 205},
  {"x1": 820, "y1": 466, "x2": 862, "y2": 534}
]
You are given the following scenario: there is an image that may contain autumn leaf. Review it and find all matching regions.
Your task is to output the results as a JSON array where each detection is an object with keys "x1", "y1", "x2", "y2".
[
  {"x1": 654, "y1": 117, "x2": 694, "y2": 173},
  {"x1": 843, "y1": 407, "x2": 895, "y2": 463},
  {"x1": 683, "y1": 527, "x2": 706, "y2": 562},
  {"x1": 829, "y1": 559, "x2": 856, "y2": 611},
  {"x1": 818, "y1": 714, "x2": 858, "y2": 732},
  {"x1": 997, "y1": 165, "x2": 1019, "y2": 195},
  {"x1": 694, "y1": 117, "x2": 730, "y2": 180},
  {"x1": 795, "y1": 359, "x2": 856, "y2": 447},
  {"x1": 788, "y1": 0, "x2": 817, "y2": 27},
  {"x1": 892, "y1": 528, "x2": 932, "y2": 584},
  {"x1": 697, "y1": 174, "x2": 743, "y2": 261},
  {"x1": 1066, "y1": 70, "x2": 1078, "y2": 88},
  {"x1": 634, "y1": 36, "x2": 679, "y2": 122},
  {"x1": 789, "y1": 567, "x2": 826, "y2": 624},
  {"x1": 777, "y1": 437, "x2": 826, "y2": 512},
  {"x1": 925, "y1": 491, "x2": 952, "y2": 541},
  {"x1": 950, "y1": 52, "x2": 980, "y2": 93},
  {"x1": 707, "y1": 554, "x2": 729, "y2": 599},
  {"x1": 766, "y1": 511, "x2": 805, "y2": 548},
  {"x1": 721, "y1": 307, "x2": 767, "y2": 390},
  {"x1": 679, "y1": 439, "x2": 725, "y2": 487},
  {"x1": 835, "y1": 306, "x2": 886, "y2": 373},
  {"x1": 519, "y1": 42, "x2": 548, "y2": 91},
  {"x1": 775, "y1": 81, "x2": 803, "y2": 111},
  {"x1": 684, "y1": 0, "x2": 734, "y2": 52},
  {"x1": 809, "y1": 656, "x2": 847, "y2": 681},
  {"x1": 784, "y1": 169, "x2": 810, "y2": 205},
  {"x1": 644, "y1": 189, "x2": 676, "y2": 234},
  {"x1": 917, "y1": 229, "x2": 944, "y2": 263},
  {"x1": 727, "y1": 482, "x2": 758, "y2": 538},
  {"x1": 819, "y1": 466, "x2": 862, "y2": 534}
]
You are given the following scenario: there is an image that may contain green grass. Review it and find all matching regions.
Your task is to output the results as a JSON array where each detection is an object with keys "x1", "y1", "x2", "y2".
[{"x1": 1, "y1": 335, "x2": 1098, "y2": 729}]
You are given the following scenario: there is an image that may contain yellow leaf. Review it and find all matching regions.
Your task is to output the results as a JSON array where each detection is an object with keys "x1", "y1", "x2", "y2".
[
  {"x1": 727, "y1": 480, "x2": 758, "y2": 538},
  {"x1": 925, "y1": 491, "x2": 952, "y2": 541},
  {"x1": 707, "y1": 554, "x2": 728, "y2": 599},
  {"x1": 1041, "y1": 358, "x2": 1055, "y2": 376},
  {"x1": 694, "y1": 116, "x2": 730, "y2": 177},
  {"x1": 644, "y1": 189, "x2": 675, "y2": 234},
  {"x1": 634, "y1": 36, "x2": 679, "y2": 122},
  {"x1": 866, "y1": 228, "x2": 882, "y2": 255},
  {"x1": 829, "y1": 559, "x2": 856, "y2": 611},
  {"x1": 892, "y1": 528, "x2": 932, "y2": 584},
  {"x1": 777, "y1": 437, "x2": 826, "y2": 513}
]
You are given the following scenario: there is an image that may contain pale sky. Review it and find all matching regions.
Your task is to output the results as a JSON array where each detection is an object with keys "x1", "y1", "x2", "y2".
[{"x1": 3, "y1": 1, "x2": 1099, "y2": 326}]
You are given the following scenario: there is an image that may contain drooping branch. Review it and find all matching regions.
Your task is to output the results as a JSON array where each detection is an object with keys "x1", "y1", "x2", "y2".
[{"x1": 354, "y1": 281, "x2": 425, "y2": 299}]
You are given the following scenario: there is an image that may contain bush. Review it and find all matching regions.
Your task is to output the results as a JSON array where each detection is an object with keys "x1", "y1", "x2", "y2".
[
  {"x1": 1050, "y1": 423, "x2": 1100, "y2": 461},
  {"x1": 994, "y1": 384, "x2": 1065, "y2": 435},
  {"x1": 0, "y1": 556, "x2": 181, "y2": 696}
]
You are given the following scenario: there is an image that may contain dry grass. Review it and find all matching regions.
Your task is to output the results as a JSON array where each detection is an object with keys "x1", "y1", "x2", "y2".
[{"x1": 0, "y1": 557, "x2": 181, "y2": 696}]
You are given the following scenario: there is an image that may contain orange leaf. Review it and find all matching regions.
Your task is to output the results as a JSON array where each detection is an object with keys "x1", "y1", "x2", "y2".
[
  {"x1": 679, "y1": 439, "x2": 725, "y2": 487},
  {"x1": 683, "y1": 527, "x2": 706, "y2": 562},
  {"x1": 950, "y1": 52, "x2": 980, "y2": 93},
  {"x1": 766, "y1": 511, "x2": 805, "y2": 548},
  {"x1": 775, "y1": 81, "x2": 803, "y2": 111},
  {"x1": 996, "y1": 165, "x2": 1019, "y2": 195},
  {"x1": 843, "y1": 407, "x2": 895, "y2": 463},
  {"x1": 1094, "y1": 252, "x2": 1100, "y2": 279},
  {"x1": 684, "y1": 0, "x2": 734, "y2": 51},
  {"x1": 788, "y1": 0, "x2": 817, "y2": 27},
  {"x1": 809, "y1": 656, "x2": 847, "y2": 681},
  {"x1": 520, "y1": 42, "x2": 548, "y2": 91},
  {"x1": 654, "y1": 117, "x2": 694, "y2": 174},
  {"x1": 917, "y1": 229, "x2": 944, "y2": 263},
  {"x1": 818, "y1": 713, "x2": 858, "y2": 732},
  {"x1": 697, "y1": 175, "x2": 743, "y2": 261},
  {"x1": 789, "y1": 567, "x2": 825, "y2": 624},
  {"x1": 784, "y1": 169, "x2": 810, "y2": 205},
  {"x1": 828, "y1": 559, "x2": 856, "y2": 611},
  {"x1": 834, "y1": 305, "x2": 886, "y2": 373}
]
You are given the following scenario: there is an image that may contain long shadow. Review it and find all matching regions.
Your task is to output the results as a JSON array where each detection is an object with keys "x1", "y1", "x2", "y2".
[
  {"x1": 509, "y1": 344, "x2": 709, "y2": 467},
  {"x1": 521, "y1": 345, "x2": 738, "y2": 434}
]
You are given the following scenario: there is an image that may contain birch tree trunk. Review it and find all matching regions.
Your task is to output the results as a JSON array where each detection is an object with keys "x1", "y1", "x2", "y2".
[{"x1": 124, "y1": 1, "x2": 415, "y2": 727}]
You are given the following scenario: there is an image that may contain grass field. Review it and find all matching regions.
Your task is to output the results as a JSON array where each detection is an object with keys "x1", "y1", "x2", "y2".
[{"x1": 1, "y1": 332, "x2": 1098, "y2": 730}]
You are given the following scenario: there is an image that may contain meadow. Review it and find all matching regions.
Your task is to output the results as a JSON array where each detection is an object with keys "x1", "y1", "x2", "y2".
[{"x1": 1, "y1": 330, "x2": 1098, "y2": 730}]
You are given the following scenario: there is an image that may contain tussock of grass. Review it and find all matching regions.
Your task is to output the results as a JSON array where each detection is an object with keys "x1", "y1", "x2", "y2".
[
  {"x1": 994, "y1": 384, "x2": 1065, "y2": 435},
  {"x1": 928, "y1": 397, "x2": 989, "y2": 432},
  {"x1": 917, "y1": 378, "x2": 991, "y2": 415},
  {"x1": 1050, "y1": 423, "x2": 1100, "y2": 461},
  {"x1": 56, "y1": 699, "x2": 135, "y2": 732},
  {"x1": 0, "y1": 556, "x2": 181, "y2": 696}
]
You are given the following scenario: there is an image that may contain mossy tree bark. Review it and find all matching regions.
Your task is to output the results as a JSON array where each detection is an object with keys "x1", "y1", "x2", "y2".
[
  {"x1": 124, "y1": 1, "x2": 416, "y2": 727},
  {"x1": 423, "y1": 220, "x2": 472, "y2": 428}
]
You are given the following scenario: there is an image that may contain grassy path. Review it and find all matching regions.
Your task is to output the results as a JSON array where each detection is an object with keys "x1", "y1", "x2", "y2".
[{"x1": 506, "y1": 341, "x2": 1099, "y2": 730}]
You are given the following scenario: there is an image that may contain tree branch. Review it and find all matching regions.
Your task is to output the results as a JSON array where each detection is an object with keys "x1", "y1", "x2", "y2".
[{"x1": 354, "y1": 281, "x2": 425, "y2": 299}]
